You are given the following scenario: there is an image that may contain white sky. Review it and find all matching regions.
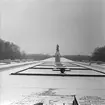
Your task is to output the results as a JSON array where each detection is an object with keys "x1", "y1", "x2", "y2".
[{"x1": 1, "y1": 0, "x2": 105, "y2": 55}]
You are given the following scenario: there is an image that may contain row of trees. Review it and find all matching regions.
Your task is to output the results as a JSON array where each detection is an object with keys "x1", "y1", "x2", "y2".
[
  {"x1": 63, "y1": 55, "x2": 90, "y2": 61},
  {"x1": 0, "y1": 38, "x2": 105, "y2": 62},
  {"x1": 26, "y1": 54, "x2": 50, "y2": 60},
  {"x1": 0, "y1": 39, "x2": 25, "y2": 60},
  {"x1": 91, "y1": 46, "x2": 105, "y2": 62},
  {"x1": 64, "y1": 46, "x2": 105, "y2": 62},
  {"x1": 63, "y1": 46, "x2": 105, "y2": 62},
  {"x1": 0, "y1": 38, "x2": 50, "y2": 60},
  {"x1": 65, "y1": 46, "x2": 105, "y2": 62}
]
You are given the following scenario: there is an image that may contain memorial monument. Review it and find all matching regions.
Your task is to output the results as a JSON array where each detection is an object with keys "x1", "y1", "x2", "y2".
[{"x1": 55, "y1": 44, "x2": 61, "y2": 63}]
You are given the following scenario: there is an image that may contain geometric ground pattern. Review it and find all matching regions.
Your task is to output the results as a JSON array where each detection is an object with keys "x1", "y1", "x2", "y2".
[{"x1": 11, "y1": 60, "x2": 105, "y2": 77}]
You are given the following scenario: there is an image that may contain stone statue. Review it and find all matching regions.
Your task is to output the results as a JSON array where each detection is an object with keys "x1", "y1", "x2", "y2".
[
  {"x1": 56, "y1": 44, "x2": 59, "y2": 52},
  {"x1": 55, "y1": 44, "x2": 60, "y2": 63}
]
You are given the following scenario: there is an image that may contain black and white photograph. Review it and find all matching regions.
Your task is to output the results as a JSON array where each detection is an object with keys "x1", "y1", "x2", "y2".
[{"x1": 1, "y1": 0, "x2": 105, "y2": 105}]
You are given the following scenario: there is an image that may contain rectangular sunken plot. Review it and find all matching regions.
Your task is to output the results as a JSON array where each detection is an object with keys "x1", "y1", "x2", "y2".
[
  {"x1": 38, "y1": 64, "x2": 55, "y2": 66},
  {"x1": 66, "y1": 69, "x2": 105, "y2": 75},
  {"x1": 62, "y1": 62, "x2": 79, "y2": 67},
  {"x1": 52, "y1": 66, "x2": 87, "y2": 70},
  {"x1": 11, "y1": 67, "x2": 105, "y2": 77},
  {"x1": 66, "y1": 67, "x2": 87, "y2": 69},
  {"x1": 18, "y1": 68, "x2": 60, "y2": 74},
  {"x1": 10, "y1": 60, "x2": 105, "y2": 77},
  {"x1": 40, "y1": 62, "x2": 55, "y2": 66},
  {"x1": 33, "y1": 66, "x2": 54, "y2": 69}
]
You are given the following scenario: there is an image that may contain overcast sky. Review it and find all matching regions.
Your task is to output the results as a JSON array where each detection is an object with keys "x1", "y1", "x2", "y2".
[{"x1": 1, "y1": 0, "x2": 105, "y2": 55}]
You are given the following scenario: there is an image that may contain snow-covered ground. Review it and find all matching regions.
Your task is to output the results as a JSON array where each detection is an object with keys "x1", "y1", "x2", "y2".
[
  {"x1": 0, "y1": 57, "x2": 105, "y2": 105},
  {"x1": 0, "y1": 61, "x2": 38, "y2": 71},
  {"x1": 77, "y1": 61, "x2": 105, "y2": 73}
]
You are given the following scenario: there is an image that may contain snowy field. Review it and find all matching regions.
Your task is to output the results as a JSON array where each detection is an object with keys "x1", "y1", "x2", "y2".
[{"x1": 0, "y1": 57, "x2": 105, "y2": 105}]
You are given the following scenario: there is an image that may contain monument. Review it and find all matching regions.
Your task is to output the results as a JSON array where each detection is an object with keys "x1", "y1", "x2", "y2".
[
  {"x1": 55, "y1": 44, "x2": 65, "y2": 73},
  {"x1": 55, "y1": 44, "x2": 60, "y2": 63}
]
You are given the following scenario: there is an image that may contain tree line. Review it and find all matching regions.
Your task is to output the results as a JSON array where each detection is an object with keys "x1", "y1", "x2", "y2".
[
  {"x1": 64, "y1": 46, "x2": 105, "y2": 62},
  {"x1": 91, "y1": 46, "x2": 105, "y2": 62},
  {"x1": 0, "y1": 38, "x2": 25, "y2": 60},
  {"x1": 63, "y1": 55, "x2": 91, "y2": 62},
  {"x1": 0, "y1": 38, "x2": 50, "y2": 60},
  {"x1": 26, "y1": 54, "x2": 50, "y2": 60},
  {"x1": 0, "y1": 38, "x2": 105, "y2": 62}
]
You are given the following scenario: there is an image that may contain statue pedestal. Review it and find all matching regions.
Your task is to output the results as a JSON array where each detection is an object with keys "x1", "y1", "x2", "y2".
[
  {"x1": 55, "y1": 52, "x2": 60, "y2": 63},
  {"x1": 55, "y1": 55, "x2": 60, "y2": 63}
]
